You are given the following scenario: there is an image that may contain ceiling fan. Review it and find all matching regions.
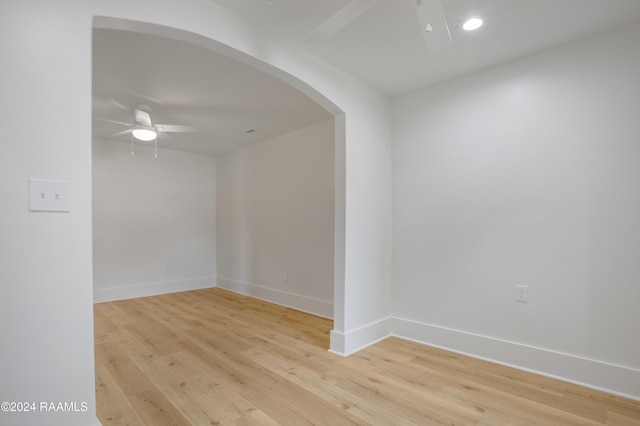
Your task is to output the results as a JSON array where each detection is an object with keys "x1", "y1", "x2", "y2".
[
  {"x1": 305, "y1": 0, "x2": 454, "y2": 52},
  {"x1": 93, "y1": 103, "x2": 197, "y2": 157}
]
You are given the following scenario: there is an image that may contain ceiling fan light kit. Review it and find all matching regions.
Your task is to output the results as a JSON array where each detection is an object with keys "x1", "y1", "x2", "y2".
[
  {"x1": 462, "y1": 17, "x2": 484, "y2": 31},
  {"x1": 94, "y1": 102, "x2": 197, "y2": 158},
  {"x1": 132, "y1": 125, "x2": 157, "y2": 141}
]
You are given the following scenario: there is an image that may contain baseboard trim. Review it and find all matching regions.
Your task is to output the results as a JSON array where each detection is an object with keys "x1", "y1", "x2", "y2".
[
  {"x1": 216, "y1": 276, "x2": 333, "y2": 319},
  {"x1": 391, "y1": 317, "x2": 640, "y2": 401},
  {"x1": 329, "y1": 315, "x2": 640, "y2": 400},
  {"x1": 93, "y1": 277, "x2": 216, "y2": 303},
  {"x1": 329, "y1": 317, "x2": 393, "y2": 357}
]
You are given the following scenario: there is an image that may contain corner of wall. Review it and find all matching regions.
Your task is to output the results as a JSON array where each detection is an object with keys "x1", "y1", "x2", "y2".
[
  {"x1": 217, "y1": 276, "x2": 333, "y2": 319},
  {"x1": 328, "y1": 317, "x2": 393, "y2": 356},
  {"x1": 329, "y1": 315, "x2": 640, "y2": 400}
]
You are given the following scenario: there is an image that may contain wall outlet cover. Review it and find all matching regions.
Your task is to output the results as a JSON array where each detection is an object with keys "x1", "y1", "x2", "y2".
[{"x1": 516, "y1": 284, "x2": 528, "y2": 303}]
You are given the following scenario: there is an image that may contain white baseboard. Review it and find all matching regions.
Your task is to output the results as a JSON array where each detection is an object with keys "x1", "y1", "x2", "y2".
[
  {"x1": 329, "y1": 317, "x2": 392, "y2": 356},
  {"x1": 216, "y1": 276, "x2": 333, "y2": 319},
  {"x1": 329, "y1": 316, "x2": 640, "y2": 401},
  {"x1": 391, "y1": 317, "x2": 640, "y2": 401},
  {"x1": 93, "y1": 276, "x2": 216, "y2": 303}
]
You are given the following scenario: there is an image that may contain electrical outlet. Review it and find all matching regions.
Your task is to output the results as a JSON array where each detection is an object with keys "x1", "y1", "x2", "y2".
[{"x1": 516, "y1": 285, "x2": 528, "y2": 303}]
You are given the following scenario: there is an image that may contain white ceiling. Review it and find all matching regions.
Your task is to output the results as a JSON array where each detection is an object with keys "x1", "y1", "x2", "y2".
[
  {"x1": 92, "y1": 0, "x2": 640, "y2": 156},
  {"x1": 209, "y1": 0, "x2": 640, "y2": 95},
  {"x1": 92, "y1": 29, "x2": 332, "y2": 157}
]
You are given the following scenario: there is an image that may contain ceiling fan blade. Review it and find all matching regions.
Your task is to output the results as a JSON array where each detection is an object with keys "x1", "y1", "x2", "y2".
[
  {"x1": 92, "y1": 95, "x2": 129, "y2": 112},
  {"x1": 155, "y1": 124, "x2": 197, "y2": 133},
  {"x1": 135, "y1": 108, "x2": 152, "y2": 126},
  {"x1": 112, "y1": 129, "x2": 132, "y2": 137},
  {"x1": 93, "y1": 117, "x2": 130, "y2": 127},
  {"x1": 305, "y1": 0, "x2": 378, "y2": 43},
  {"x1": 415, "y1": 0, "x2": 453, "y2": 53}
]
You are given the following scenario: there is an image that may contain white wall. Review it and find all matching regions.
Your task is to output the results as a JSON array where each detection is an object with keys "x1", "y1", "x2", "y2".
[
  {"x1": 216, "y1": 120, "x2": 334, "y2": 317},
  {"x1": 0, "y1": 3, "x2": 98, "y2": 425},
  {"x1": 392, "y1": 23, "x2": 640, "y2": 398},
  {"x1": 0, "y1": 1, "x2": 391, "y2": 422},
  {"x1": 93, "y1": 139, "x2": 216, "y2": 302}
]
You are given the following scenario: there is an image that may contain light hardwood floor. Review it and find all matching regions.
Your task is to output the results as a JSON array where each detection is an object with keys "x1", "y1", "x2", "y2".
[{"x1": 94, "y1": 288, "x2": 640, "y2": 425}]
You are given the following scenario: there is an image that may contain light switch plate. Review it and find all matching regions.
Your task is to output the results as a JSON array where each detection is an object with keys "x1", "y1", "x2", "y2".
[
  {"x1": 516, "y1": 284, "x2": 528, "y2": 303},
  {"x1": 29, "y1": 179, "x2": 70, "y2": 212}
]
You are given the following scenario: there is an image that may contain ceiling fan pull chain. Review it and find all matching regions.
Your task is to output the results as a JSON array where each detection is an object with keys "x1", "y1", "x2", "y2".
[
  {"x1": 154, "y1": 136, "x2": 158, "y2": 159},
  {"x1": 131, "y1": 133, "x2": 135, "y2": 157}
]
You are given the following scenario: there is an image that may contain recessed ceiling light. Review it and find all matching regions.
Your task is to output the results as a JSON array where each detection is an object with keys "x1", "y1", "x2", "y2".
[{"x1": 462, "y1": 17, "x2": 484, "y2": 31}]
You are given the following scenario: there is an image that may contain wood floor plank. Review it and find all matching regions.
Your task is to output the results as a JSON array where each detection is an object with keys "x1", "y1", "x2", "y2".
[
  {"x1": 164, "y1": 351, "x2": 264, "y2": 421},
  {"x1": 336, "y1": 375, "x2": 483, "y2": 425},
  {"x1": 437, "y1": 383, "x2": 603, "y2": 426},
  {"x1": 241, "y1": 347, "x2": 416, "y2": 425},
  {"x1": 94, "y1": 288, "x2": 640, "y2": 425},
  {"x1": 233, "y1": 408, "x2": 280, "y2": 426},
  {"x1": 239, "y1": 381, "x2": 364, "y2": 426},
  {"x1": 606, "y1": 411, "x2": 640, "y2": 426},
  {"x1": 96, "y1": 341, "x2": 192, "y2": 425},
  {"x1": 409, "y1": 347, "x2": 610, "y2": 422},
  {"x1": 95, "y1": 361, "x2": 147, "y2": 425}
]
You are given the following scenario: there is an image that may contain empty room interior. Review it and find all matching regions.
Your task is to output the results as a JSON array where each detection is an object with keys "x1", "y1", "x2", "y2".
[{"x1": 2, "y1": 1, "x2": 640, "y2": 425}]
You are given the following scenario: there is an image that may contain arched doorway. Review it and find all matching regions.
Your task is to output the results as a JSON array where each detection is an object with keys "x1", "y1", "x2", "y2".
[{"x1": 92, "y1": 16, "x2": 346, "y2": 335}]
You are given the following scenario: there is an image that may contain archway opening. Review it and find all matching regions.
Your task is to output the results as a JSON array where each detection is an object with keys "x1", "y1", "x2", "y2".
[{"x1": 91, "y1": 17, "x2": 346, "y2": 337}]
